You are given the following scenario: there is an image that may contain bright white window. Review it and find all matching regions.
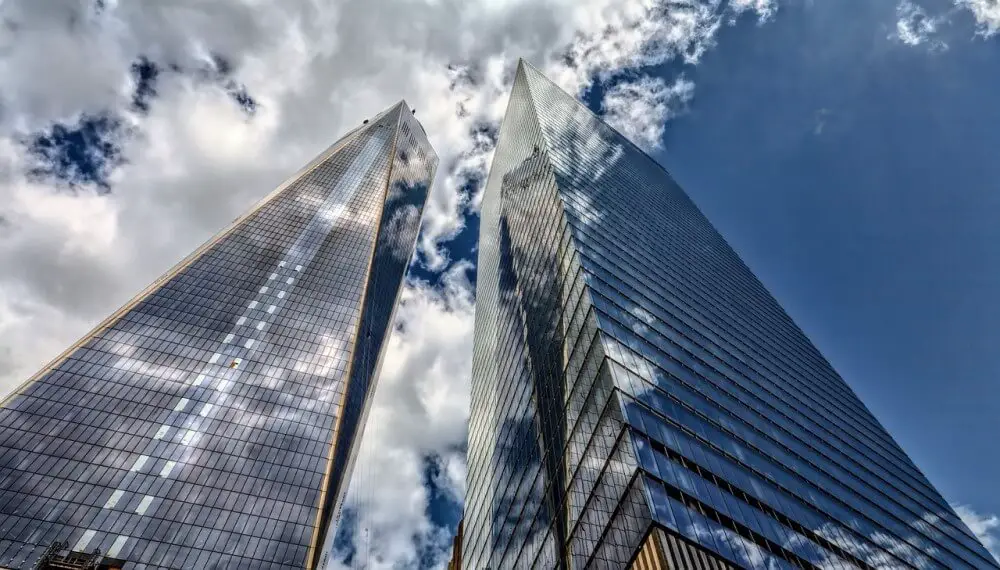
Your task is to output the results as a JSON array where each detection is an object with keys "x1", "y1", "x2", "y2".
[
  {"x1": 286, "y1": 277, "x2": 294, "y2": 285},
  {"x1": 269, "y1": 273, "x2": 277, "y2": 280},
  {"x1": 256, "y1": 321, "x2": 266, "y2": 330},
  {"x1": 160, "y1": 461, "x2": 177, "y2": 477},
  {"x1": 200, "y1": 404, "x2": 214, "y2": 417},
  {"x1": 236, "y1": 316, "x2": 247, "y2": 326},
  {"x1": 173, "y1": 398, "x2": 189, "y2": 412},
  {"x1": 267, "y1": 305, "x2": 276, "y2": 313},
  {"x1": 277, "y1": 291, "x2": 286, "y2": 299},
  {"x1": 131, "y1": 455, "x2": 150, "y2": 472},
  {"x1": 217, "y1": 380, "x2": 232, "y2": 392},
  {"x1": 103, "y1": 489, "x2": 124, "y2": 509},
  {"x1": 74, "y1": 529, "x2": 97, "y2": 551},
  {"x1": 108, "y1": 536, "x2": 130, "y2": 557},
  {"x1": 244, "y1": 339, "x2": 255, "y2": 349},
  {"x1": 153, "y1": 425, "x2": 170, "y2": 440},
  {"x1": 208, "y1": 353, "x2": 221, "y2": 364},
  {"x1": 136, "y1": 495, "x2": 154, "y2": 515},
  {"x1": 260, "y1": 286, "x2": 269, "y2": 294},
  {"x1": 223, "y1": 334, "x2": 234, "y2": 343},
  {"x1": 249, "y1": 301, "x2": 258, "y2": 309},
  {"x1": 295, "y1": 265, "x2": 303, "y2": 271},
  {"x1": 279, "y1": 261, "x2": 286, "y2": 267},
  {"x1": 192, "y1": 374, "x2": 207, "y2": 387},
  {"x1": 180, "y1": 430, "x2": 197, "y2": 445}
]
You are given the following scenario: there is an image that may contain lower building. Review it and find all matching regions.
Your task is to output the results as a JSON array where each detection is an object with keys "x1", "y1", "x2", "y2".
[
  {"x1": 630, "y1": 527, "x2": 739, "y2": 570},
  {"x1": 447, "y1": 519, "x2": 464, "y2": 570}
]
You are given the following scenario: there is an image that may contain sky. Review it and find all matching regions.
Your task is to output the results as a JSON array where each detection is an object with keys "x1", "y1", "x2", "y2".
[{"x1": 0, "y1": 0, "x2": 997, "y2": 568}]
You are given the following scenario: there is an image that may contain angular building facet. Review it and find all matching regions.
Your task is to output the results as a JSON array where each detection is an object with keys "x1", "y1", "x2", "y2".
[
  {"x1": 462, "y1": 60, "x2": 999, "y2": 570},
  {"x1": 0, "y1": 101, "x2": 437, "y2": 569}
]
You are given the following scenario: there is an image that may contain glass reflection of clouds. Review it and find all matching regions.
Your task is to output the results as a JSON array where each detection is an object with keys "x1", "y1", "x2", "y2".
[
  {"x1": 316, "y1": 106, "x2": 437, "y2": 570},
  {"x1": 0, "y1": 102, "x2": 436, "y2": 569},
  {"x1": 462, "y1": 60, "x2": 999, "y2": 570}
]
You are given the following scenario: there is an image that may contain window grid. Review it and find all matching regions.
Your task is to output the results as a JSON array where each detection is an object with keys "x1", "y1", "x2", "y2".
[
  {"x1": 462, "y1": 61, "x2": 998, "y2": 570},
  {"x1": 0, "y1": 102, "x2": 437, "y2": 570}
]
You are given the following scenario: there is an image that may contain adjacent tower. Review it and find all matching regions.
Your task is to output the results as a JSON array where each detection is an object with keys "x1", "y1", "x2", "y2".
[
  {"x1": 462, "y1": 60, "x2": 999, "y2": 570},
  {"x1": 0, "y1": 101, "x2": 437, "y2": 569}
]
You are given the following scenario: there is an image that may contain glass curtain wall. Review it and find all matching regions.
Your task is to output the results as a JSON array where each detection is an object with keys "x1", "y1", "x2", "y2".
[
  {"x1": 0, "y1": 102, "x2": 436, "y2": 570},
  {"x1": 462, "y1": 60, "x2": 999, "y2": 570}
]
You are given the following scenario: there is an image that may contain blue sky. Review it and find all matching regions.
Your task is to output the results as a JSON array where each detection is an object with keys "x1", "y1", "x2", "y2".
[{"x1": 0, "y1": 0, "x2": 997, "y2": 567}]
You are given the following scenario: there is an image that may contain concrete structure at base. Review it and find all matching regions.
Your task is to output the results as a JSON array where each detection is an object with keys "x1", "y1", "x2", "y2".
[{"x1": 447, "y1": 519, "x2": 464, "y2": 570}]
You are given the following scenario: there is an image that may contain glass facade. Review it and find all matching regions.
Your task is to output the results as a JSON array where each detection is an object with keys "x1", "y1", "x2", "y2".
[
  {"x1": 462, "y1": 60, "x2": 999, "y2": 570},
  {"x1": 0, "y1": 101, "x2": 437, "y2": 570}
]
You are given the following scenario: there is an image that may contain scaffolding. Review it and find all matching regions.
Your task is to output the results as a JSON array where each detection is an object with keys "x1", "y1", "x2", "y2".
[{"x1": 32, "y1": 542, "x2": 124, "y2": 570}]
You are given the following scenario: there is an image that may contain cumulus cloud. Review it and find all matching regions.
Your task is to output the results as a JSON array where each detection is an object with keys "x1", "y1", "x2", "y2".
[
  {"x1": 332, "y1": 262, "x2": 475, "y2": 569},
  {"x1": 0, "y1": 0, "x2": 777, "y2": 389},
  {"x1": 956, "y1": 0, "x2": 1000, "y2": 36},
  {"x1": 892, "y1": 0, "x2": 949, "y2": 50},
  {"x1": 730, "y1": 0, "x2": 779, "y2": 21},
  {"x1": 602, "y1": 75, "x2": 694, "y2": 150},
  {"x1": 953, "y1": 504, "x2": 1000, "y2": 562},
  {"x1": 893, "y1": 0, "x2": 999, "y2": 47},
  {"x1": 0, "y1": 0, "x2": 777, "y2": 567}
]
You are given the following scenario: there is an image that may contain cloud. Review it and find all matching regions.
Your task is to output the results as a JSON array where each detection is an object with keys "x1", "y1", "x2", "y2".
[
  {"x1": 601, "y1": 75, "x2": 694, "y2": 150},
  {"x1": 0, "y1": 0, "x2": 776, "y2": 567},
  {"x1": 892, "y1": 0, "x2": 949, "y2": 51},
  {"x1": 956, "y1": 0, "x2": 1000, "y2": 36},
  {"x1": 952, "y1": 504, "x2": 1000, "y2": 562},
  {"x1": 332, "y1": 262, "x2": 475, "y2": 569},
  {"x1": 892, "y1": 0, "x2": 1000, "y2": 47},
  {"x1": 730, "y1": 0, "x2": 779, "y2": 22}
]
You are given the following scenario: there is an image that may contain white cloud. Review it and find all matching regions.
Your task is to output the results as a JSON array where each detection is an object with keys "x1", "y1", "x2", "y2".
[
  {"x1": 730, "y1": 0, "x2": 779, "y2": 22},
  {"x1": 891, "y1": 0, "x2": 1000, "y2": 46},
  {"x1": 0, "y1": 0, "x2": 776, "y2": 567},
  {"x1": 956, "y1": 0, "x2": 1000, "y2": 36},
  {"x1": 332, "y1": 262, "x2": 475, "y2": 570},
  {"x1": 892, "y1": 0, "x2": 948, "y2": 51},
  {"x1": 602, "y1": 75, "x2": 694, "y2": 150},
  {"x1": 953, "y1": 504, "x2": 1000, "y2": 562}
]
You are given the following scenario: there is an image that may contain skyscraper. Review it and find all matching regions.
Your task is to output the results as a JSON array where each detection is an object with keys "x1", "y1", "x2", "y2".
[
  {"x1": 462, "y1": 60, "x2": 999, "y2": 570},
  {"x1": 0, "y1": 101, "x2": 437, "y2": 569}
]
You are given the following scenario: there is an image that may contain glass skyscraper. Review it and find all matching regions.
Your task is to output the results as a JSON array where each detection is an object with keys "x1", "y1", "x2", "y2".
[
  {"x1": 462, "y1": 60, "x2": 999, "y2": 570},
  {"x1": 0, "y1": 101, "x2": 437, "y2": 569}
]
